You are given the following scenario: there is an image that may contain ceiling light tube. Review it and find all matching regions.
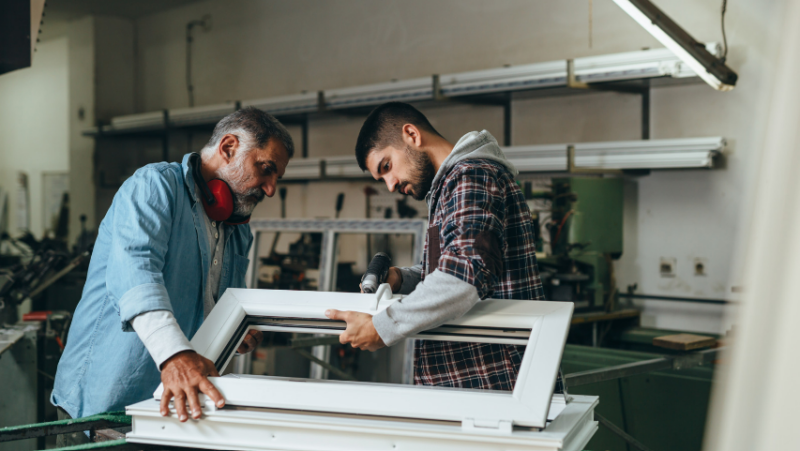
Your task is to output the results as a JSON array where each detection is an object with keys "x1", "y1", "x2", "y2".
[{"x1": 612, "y1": 0, "x2": 738, "y2": 91}]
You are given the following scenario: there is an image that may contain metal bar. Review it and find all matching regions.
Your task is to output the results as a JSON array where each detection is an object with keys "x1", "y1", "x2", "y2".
[
  {"x1": 28, "y1": 251, "x2": 90, "y2": 298},
  {"x1": 641, "y1": 83, "x2": 650, "y2": 139},
  {"x1": 564, "y1": 348, "x2": 720, "y2": 387},
  {"x1": 503, "y1": 93, "x2": 512, "y2": 146},
  {"x1": 290, "y1": 336, "x2": 342, "y2": 348},
  {"x1": 293, "y1": 348, "x2": 357, "y2": 381},
  {"x1": 567, "y1": 145, "x2": 623, "y2": 174},
  {"x1": 0, "y1": 412, "x2": 130, "y2": 443},
  {"x1": 619, "y1": 292, "x2": 731, "y2": 305},
  {"x1": 301, "y1": 113, "x2": 309, "y2": 158},
  {"x1": 595, "y1": 412, "x2": 653, "y2": 451},
  {"x1": 566, "y1": 59, "x2": 590, "y2": 89},
  {"x1": 161, "y1": 109, "x2": 170, "y2": 162}
]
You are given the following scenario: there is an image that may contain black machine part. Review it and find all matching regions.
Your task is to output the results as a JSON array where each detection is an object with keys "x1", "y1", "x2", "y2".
[{"x1": 361, "y1": 252, "x2": 391, "y2": 294}]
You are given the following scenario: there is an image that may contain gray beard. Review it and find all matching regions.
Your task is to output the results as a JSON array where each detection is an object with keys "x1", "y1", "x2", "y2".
[
  {"x1": 217, "y1": 157, "x2": 265, "y2": 217},
  {"x1": 231, "y1": 187, "x2": 264, "y2": 217}
]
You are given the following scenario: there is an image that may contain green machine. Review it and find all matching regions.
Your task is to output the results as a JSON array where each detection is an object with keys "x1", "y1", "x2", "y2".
[{"x1": 536, "y1": 177, "x2": 624, "y2": 311}]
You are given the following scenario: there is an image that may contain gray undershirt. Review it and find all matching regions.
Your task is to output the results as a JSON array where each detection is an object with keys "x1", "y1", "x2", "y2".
[{"x1": 199, "y1": 200, "x2": 226, "y2": 318}]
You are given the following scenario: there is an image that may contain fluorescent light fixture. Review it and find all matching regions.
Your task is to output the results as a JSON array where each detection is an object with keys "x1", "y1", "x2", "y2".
[
  {"x1": 324, "y1": 77, "x2": 433, "y2": 109},
  {"x1": 612, "y1": 0, "x2": 738, "y2": 91},
  {"x1": 282, "y1": 158, "x2": 322, "y2": 180},
  {"x1": 503, "y1": 137, "x2": 725, "y2": 172},
  {"x1": 168, "y1": 102, "x2": 237, "y2": 127},
  {"x1": 241, "y1": 92, "x2": 319, "y2": 115}
]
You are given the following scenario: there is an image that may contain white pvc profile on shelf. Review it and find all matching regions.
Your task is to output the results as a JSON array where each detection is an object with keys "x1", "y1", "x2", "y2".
[
  {"x1": 108, "y1": 111, "x2": 165, "y2": 131},
  {"x1": 438, "y1": 46, "x2": 716, "y2": 97},
  {"x1": 241, "y1": 92, "x2": 319, "y2": 115},
  {"x1": 503, "y1": 144, "x2": 570, "y2": 173},
  {"x1": 573, "y1": 137, "x2": 724, "y2": 169},
  {"x1": 504, "y1": 137, "x2": 724, "y2": 172},
  {"x1": 324, "y1": 76, "x2": 433, "y2": 110},
  {"x1": 323, "y1": 156, "x2": 371, "y2": 178},
  {"x1": 168, "y1": 102, "x2": 237, "y2": 127},
  {"x1": 282, "y1": 158, "x2": 322, "y2": 180}
]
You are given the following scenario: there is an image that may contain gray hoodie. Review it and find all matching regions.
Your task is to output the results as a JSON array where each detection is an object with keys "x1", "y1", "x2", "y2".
[{"x1": 372, "y1": 130, "x2": 519, "y2": 346}]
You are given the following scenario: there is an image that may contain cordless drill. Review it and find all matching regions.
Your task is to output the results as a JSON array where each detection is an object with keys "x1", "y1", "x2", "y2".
[{"x1": 361, "y1": 252, "x2": 391, "y2": 293}]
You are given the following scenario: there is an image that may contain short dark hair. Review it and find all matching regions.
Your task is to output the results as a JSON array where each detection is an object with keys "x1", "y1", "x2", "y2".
[
  {"x1": 355, "y1": 102, "x2": 441, "y2": 171},
  {"x1": 204, "y1": 106, "x2": 295, "y2": 158}
]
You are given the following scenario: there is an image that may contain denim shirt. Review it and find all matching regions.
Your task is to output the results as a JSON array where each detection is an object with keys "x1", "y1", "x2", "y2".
[{"x1": 51, "y1": 153, "x2": 253, "y2": 418}]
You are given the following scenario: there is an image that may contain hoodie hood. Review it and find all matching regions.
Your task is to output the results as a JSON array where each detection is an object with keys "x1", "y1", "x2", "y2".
[{"x1": 425, "y1": 130, "x2": 518, "y2": 206}]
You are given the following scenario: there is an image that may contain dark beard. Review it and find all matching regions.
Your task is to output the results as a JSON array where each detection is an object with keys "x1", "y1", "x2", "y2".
[{"x1": 402, "y1": 146, "x2": 435, "y2": 201}]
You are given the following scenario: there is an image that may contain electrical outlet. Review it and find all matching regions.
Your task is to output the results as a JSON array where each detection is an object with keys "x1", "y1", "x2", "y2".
[
  {"x1": 694, "y1": 258, "x2": 707, "y2": 276},
  {"x1": 660, "y1": 257, "x2": 676, "y2": 277}
]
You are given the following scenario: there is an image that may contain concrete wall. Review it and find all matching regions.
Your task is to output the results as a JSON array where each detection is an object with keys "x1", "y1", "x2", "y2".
[
  {"x1": 54, "y1": 0, "x2": 776, "y2": 333},
  {"x1": 0, "y1": 37, "x2": 70, "y2": 239}
]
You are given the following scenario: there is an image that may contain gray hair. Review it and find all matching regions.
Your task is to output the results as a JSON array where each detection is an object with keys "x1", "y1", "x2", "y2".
[{"x1": 202, "y1": 107, "x2": 295, "y2": 158}]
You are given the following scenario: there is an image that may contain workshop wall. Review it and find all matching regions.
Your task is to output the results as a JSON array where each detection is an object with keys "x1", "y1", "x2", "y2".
[
  {"x1": 115, "y1": 0, "x2": 785, "y2": 332},
  {"x1": 0, "y1": 37, "x2": 70, "y2": 239}
]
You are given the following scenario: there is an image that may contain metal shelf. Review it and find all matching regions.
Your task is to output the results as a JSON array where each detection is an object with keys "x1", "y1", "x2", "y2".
[
  {"x1": 266, "y1": 137, "x2": 726, "y2": 183},
  {"x1": 82, "y1": 46, "x2": 724, "y2": 176},
  {"x1": 84, "y1": 46, "x2": 711, "y2": 136}
]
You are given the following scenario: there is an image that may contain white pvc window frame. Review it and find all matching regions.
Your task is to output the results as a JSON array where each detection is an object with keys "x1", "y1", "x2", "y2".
[{"x1": 155, "y1": 288, "x2": 573, "y2": 429}]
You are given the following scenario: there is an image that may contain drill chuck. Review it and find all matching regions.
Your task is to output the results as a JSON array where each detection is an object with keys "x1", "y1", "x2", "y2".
[{"x1": 362, "y1": 252, "x2": 391, "y2": 293}]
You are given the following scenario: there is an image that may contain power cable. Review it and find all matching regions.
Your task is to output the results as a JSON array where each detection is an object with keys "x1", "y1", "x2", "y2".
[{"x1": 721, "y1": 0, "x2": 729, "y2": 63}]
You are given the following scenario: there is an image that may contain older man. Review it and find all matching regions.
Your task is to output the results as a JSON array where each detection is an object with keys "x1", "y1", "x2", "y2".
[{"x1": 52, "y1": 107, "x2": 293, "y2": 446}]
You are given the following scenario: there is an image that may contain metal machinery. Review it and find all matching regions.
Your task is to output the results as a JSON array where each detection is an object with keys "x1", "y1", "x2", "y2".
[{"x1": 534, "y1": 177, "x2": 623, "y2": 312}]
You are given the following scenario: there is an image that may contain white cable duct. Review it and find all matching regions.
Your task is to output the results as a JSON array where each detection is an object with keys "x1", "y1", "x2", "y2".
[
  {"x1": 505, "y1": 137, "x2": 725, "y2": 172},
  {"x1": 323, "y1": 77, "x2": 434, "y2": 109},
  {"x1": 241, "y1": 92, "x2": 319, "y2": 116},
  {"x1": 168, "y1": 102, "x2": 237, "y2": 127}
]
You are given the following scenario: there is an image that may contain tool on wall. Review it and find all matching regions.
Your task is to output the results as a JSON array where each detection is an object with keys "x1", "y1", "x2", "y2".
[{"x1": 335, "y1": 193, "x2": 344, "y2": 218}]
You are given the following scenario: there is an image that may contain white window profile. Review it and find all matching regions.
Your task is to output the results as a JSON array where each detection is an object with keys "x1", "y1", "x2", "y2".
[{"x1": 126, "y1": 288, "x2": 598, "y2": 451}]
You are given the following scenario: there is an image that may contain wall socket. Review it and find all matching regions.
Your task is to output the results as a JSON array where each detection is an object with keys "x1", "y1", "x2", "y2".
[
  {"x1": 660, "y1": 257, "x2": 676, "y2": 277},
  {"x1": 694, "y1": 258, "x2": 708, "y2": 276}
]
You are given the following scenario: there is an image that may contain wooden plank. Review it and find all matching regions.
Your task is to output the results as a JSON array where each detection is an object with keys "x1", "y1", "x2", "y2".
[{"x1": 652, "y1": 333, "x2": 716, "y2": 351}]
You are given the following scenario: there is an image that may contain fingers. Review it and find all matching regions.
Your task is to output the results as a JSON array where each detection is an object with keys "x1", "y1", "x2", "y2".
[
  {"x1": 199, "y1": 378, "x2": 225, "y2": 408},
  {"x1": 160, "y1": 388, "x2": 173, "y2": 416},
  {"x1": 237, "y1": 333, "x2": 257, "y2": 354},
  {"x1": 325, "y1": 309, "x2": 346, "y2": 321},
  {"x1": 174, "y1": 393, "x2": 189, "y2": 422},
  {"x1": 197, "y1": 354, "x2": 221, "y2": 378},
  {"x1": 186, "y1": 387, "x2": 203, "y2": 420}
]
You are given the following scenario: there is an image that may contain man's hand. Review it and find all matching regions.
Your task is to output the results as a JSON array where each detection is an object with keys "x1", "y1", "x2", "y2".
[
  {"x1": 360, "y1": 266, "x2": 402, "y2": 293},
  {"x1": 237, "y1": 329, "x2": 263, "y2": 354},
  {"x1": 325, "y1": 309, "x2": 386, "y2": 352},
  {"x1": 160, "y1": 351, "x2": 224, "y2": 422}
]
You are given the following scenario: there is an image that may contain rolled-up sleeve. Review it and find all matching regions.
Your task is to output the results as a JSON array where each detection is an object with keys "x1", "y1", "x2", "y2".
[{"x1": 106, "y1": 167, "x2": 178, "y2": 332}]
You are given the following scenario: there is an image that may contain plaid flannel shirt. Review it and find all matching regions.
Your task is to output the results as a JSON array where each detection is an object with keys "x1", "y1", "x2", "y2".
[{"x1": 414, "y1": 158, "x2": 546, "y2": 391}]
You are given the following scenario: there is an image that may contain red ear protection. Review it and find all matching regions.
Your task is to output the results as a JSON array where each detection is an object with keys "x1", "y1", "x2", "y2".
[
  {"x1": 200, "y1": 179, "x2": 235, "y2": 222},
  {"x1": 189, "y1": 153, "x2": 251, "y2": 225}
]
